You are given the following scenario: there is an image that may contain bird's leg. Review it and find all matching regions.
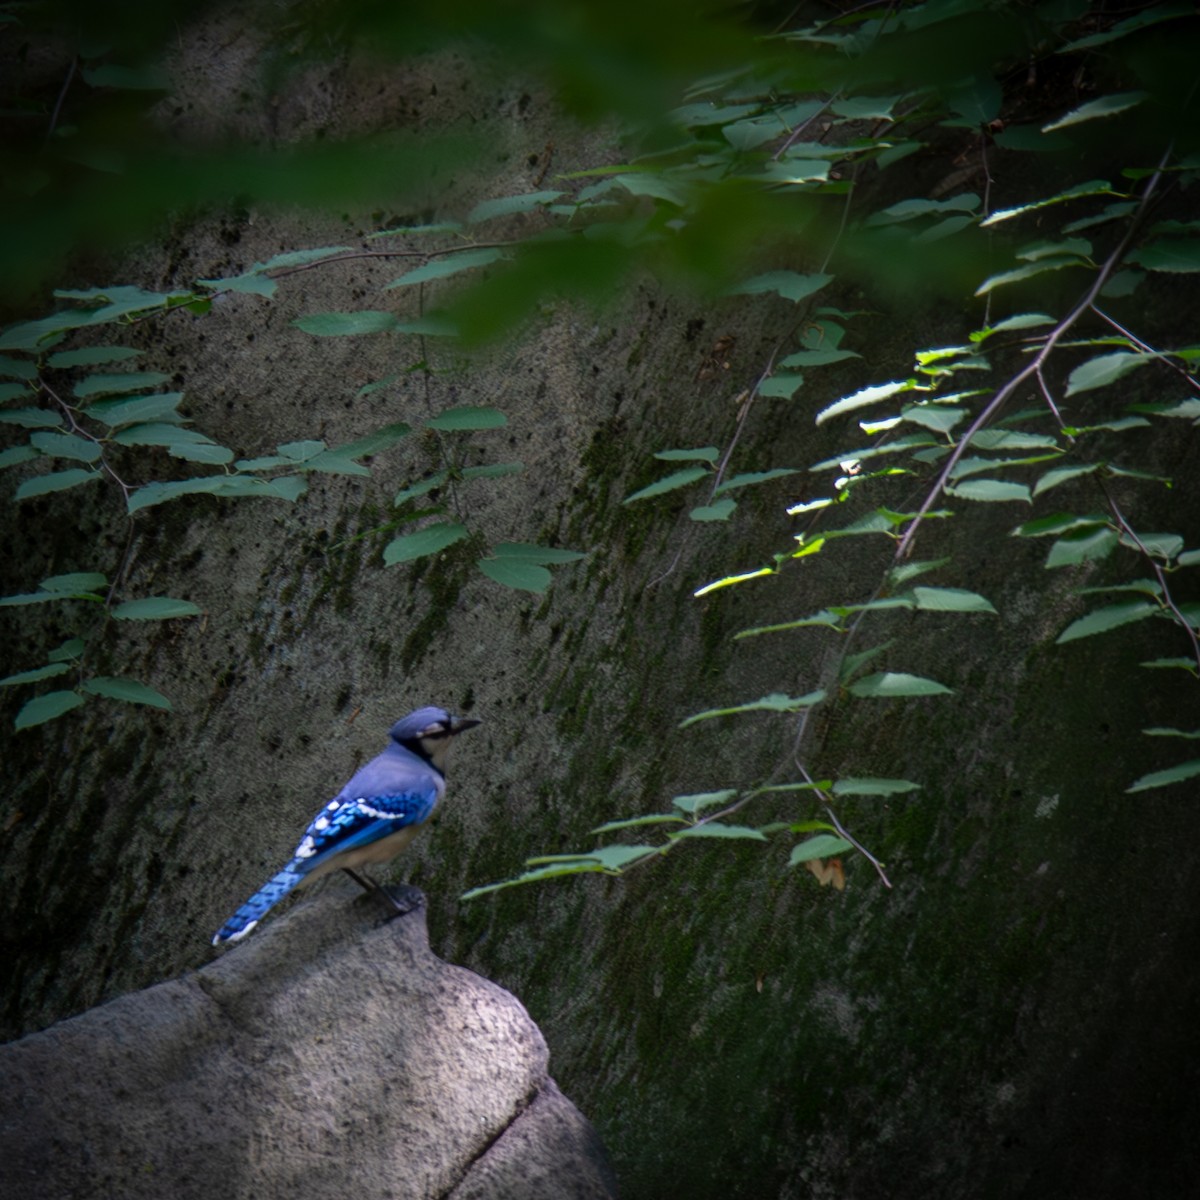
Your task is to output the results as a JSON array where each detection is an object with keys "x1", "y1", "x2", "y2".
[{"x1": 341, "y1": 867, "x2": 423, "y2": 918}]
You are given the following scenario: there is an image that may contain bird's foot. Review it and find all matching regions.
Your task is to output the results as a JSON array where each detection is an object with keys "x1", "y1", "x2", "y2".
[{"x1": 342, "y1": 869, "x2": 423, "y2": 920}]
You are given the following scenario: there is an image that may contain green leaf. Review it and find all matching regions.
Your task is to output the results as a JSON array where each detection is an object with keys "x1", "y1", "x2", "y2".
[
  {"x1": 591, "y1": 814, "x2": 687, "y2": 834},
  {"x1": 424, "y1": 406, "x2": 507, "y2": 431},
  {"x1": 1056, "y1": 601, "x2": 1160, "y2": 643},
  {"x1": 0, "y1": 662, "x2": 70, "y2": 687},
  {"x1": 672, "y1": 790, "x2": 737, "y2": 815},
  {"x1": 758, "y1": 373, "x2": 805, "y2": 399},
  {"x1": 126, "y1": 474, "x2": 307, "y2": 513},
  {"x1": 679, "y1": 690, "x2": 826, "y2": 728},
  {"x1": 467, "y1": 191, "x2": 564, "y2": 223},
  {"x1": 902, "y1": 404, "x2": 967, "y2": 434},
  {"x1": 655, "y1": 447, "x2": 719, "y2": 463},
  {"x1": 385, "y1": 248, "x2": 508, "y2": 289},
  {"x1": 832, "y1": 778, "x2": 920, "y2": 796},
  {"x1": 0, "y1": 381, "x2": 32, "y2": 402},
  {"x1": 714, "y1": 468, "x2": 801, "y2": 495},
  {"x1": 1127, "y1": 759, "x2": 1200, "y2": 793},
  {"x1": 81, "y1": 677, "x2": 171, "y2": 709},
  {"x1": 975, "y1": 257, "x2": 1088, "y2": 296},
  {"x1": 624, "y1": 466, "x2": 710, "y2": 503},
  {"x1": 1127, "y1": 239, "x2": 1200, "y2": 273},
  {"x1": 28, "y1": 431, "x2": 102, "y2": 463},
  {"x1": 394, "y1": 472, "x2": 449, "y2": 504},
  {"x1": 87, "y1": 392, "x2": 185, "y2": 428},
  {"x1": 970, "y1": 430, "x2": 1058, "y2": 451},
  {"x1": 382, "y1": 522, "x2": 469, "y2": 565},
  {"x1": 735, "y1": 610, "x2": 842, "y2": 639},
  {"x1": 887, "y1": 558, "x2": 952, "y2": 587},
  {"x1": 1033, "y1": 463, "x2": 1100, "y2": 496},
  {"x1": 112, "y1": 423, "x2": 219, "y2": 450},
  {"x1": 690, "y1": 498, "x2": 737, "y2": 522},
  {"x1": 672, "y1": 823, "x2": 768, "y2": 841},
  {"x1": 779, "y1": 348, "x2": 860, "y2": 368},
  {"x1": 0, "y1": 354, "x2": 38, "y2": 379},
  {"x1": 912, "y1": 586, "x2": 998, "y2": 614},
  {"x1": 981, "y1": 181, "x2": 1117, "y2": 227},
  {"x1": 292, "y1": 311, "x2": 399, "y2": 336},
  {"x1": 47, "y1": 638, "x2": 85, "y2": 661},
  {"x1": 111, "y1": 597, "x2": 201, "y2": 620},
  {"x1": 490, "y1": 542, "x2": 586, "y2": 564},
  {"x1": 1043, "y1": 92, "x2": 1149, "y2": 133},
  {"x1": 477, "y1": 559, "x2": 553, "y2": 593},
  {"x1": 1059, "y1": 3, "x2": 1193, "y2": 51},
  {"x1": 1140, "y1": 657, "x2": 1196, "y2": 672},
  {"x1": 1143, "y1": 727, "x2": 1200, "y2": 739},
  {"x1": 788, "y1": 835, "x2": 853, "y2": 865},
  {"x1": 839, "y1": 640, "x2": 894, "y2": 682},
  {"x1": 256, "y1": 246, "x2": 355, "y2": 271},
  {"x1": 970, "y1": 312, "x2": 1055, "y2": 342},
  {"x1": 816, "y1": 380, "x2": 914, "y2": 425},
  {"x1": 14, "y1": 468, "x2": 99, "y2": 499},
  {"x1": 727, "y1": 271, "x2": 832, "y2": 303},
  {"x1": 74, "y1": 372, "x2": 169, "y2": 399},
  {"x1": 848, "y1": 672, "x2": 953, "y2": 698},
  {"x1": 0, "y1": 408, "x2": 63, "y2": 428},
  {"x1": 1064, "y1": 352, "x2": 1151, "y2": 396},
  {"x1": 15, "y1": 690, "x2": 84, "y2": 729},
  {"x1": 946, "y1": 479, "x2": 1032, "y2": 503},
  {"x1": 197, "y1": 272, "x2": 277, "y2": 298},
  {"x1": 460, "y1": 462, "x2": 523, "y2": 481},
  {"x1": 1045, "y1": 527, "x2": 1120, "y2": 567}
]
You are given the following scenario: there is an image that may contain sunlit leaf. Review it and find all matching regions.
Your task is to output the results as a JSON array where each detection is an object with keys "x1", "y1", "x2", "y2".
[
  {"x1": 975, "y1": 256, "x2": 1089, "y2": 296},
  {"x1": 816, "y1": 380, "x2": 914, "y2": 425},
  {"x1": 1043, "y1": 92, "x2": 1149, "y2": 133},
  {"x1": 1064, "y1": 352, "x2": 1151, "y2": 396},
  {"x1": 981, "y1": 180, "x2": 1117, "y2": 227},
  {"x1": 1127, "y1": 759, "x2": 1200, "y2": 793},
  {"x1": 848, "y1": 672, "x2": 952, "y2": 698}
]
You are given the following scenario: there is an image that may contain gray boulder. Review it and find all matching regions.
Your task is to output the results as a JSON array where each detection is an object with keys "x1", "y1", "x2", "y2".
[{"x1": 0, "y1": 882, "x2": 617, "y2": 1200}]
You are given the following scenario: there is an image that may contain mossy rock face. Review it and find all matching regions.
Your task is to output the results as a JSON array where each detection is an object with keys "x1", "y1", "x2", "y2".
[{"x1": 3, "y1": 14, "x2": 1200, "y2": 1200}]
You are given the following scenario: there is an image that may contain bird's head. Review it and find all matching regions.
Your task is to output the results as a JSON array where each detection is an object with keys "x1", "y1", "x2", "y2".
[{"x1": 390, "y1": 706, "x2": 482, "y2": 771}]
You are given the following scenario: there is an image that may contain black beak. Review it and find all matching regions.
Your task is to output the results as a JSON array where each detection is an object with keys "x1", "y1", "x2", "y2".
[{"x1": 449, "y1": 715, "x2": 482, "y2": 735}]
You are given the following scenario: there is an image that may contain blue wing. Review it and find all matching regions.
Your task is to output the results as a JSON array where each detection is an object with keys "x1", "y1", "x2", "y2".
[
  {"x1": 211, "y1": 786, "x2": 438, "y2": 945},
  {"x1": 290, "y1": 787, "x2": 440, "y2": 876}
]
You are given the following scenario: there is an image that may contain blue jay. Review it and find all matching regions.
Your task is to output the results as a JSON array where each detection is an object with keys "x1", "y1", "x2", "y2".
[{"x1": 212, "y1": 707, "x2": 481, "y2": 946}]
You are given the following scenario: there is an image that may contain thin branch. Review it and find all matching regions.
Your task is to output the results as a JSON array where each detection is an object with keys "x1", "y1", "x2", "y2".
[{"x1": 894, "y1": 144, "x2": 1174, "y2": 561}]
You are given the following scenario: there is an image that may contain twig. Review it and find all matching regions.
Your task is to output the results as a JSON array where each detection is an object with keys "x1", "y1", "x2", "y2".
[{"x1": 894, "y1": 144, "x2": 1174, "y2": 561}]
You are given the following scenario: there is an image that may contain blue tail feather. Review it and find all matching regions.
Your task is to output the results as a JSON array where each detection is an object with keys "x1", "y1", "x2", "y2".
[{"x1": 211, "y1": 864, "x2": 305, "y2": 946}]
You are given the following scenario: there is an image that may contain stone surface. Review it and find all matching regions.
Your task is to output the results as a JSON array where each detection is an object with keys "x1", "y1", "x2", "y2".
[{"x1": 0, "y1": 884, "x2": 617, "y2": 1200}]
